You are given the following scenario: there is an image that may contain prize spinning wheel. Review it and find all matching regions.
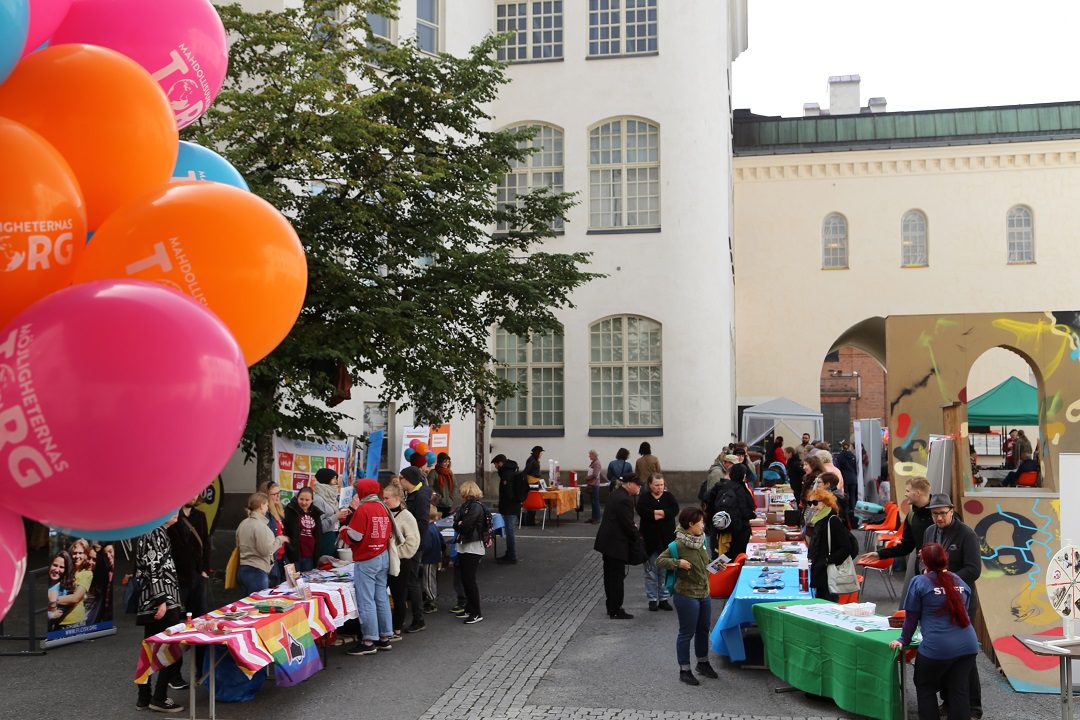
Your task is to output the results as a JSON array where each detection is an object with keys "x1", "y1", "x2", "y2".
[{"x1": 1045, "y1": 544, "x2": 1080, "y2": 619}]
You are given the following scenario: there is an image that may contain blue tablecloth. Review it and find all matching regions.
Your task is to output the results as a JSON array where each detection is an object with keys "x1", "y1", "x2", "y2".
[{"x1": 709, "y1": 565, "x2": 811, "y2": 662}]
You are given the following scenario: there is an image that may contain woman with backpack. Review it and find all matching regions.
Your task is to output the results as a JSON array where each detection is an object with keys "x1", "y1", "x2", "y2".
[
  {"x1": 705, "y1": 463, "x2": 756, "y2": 559},
  {"x1": 656, "y1": 507, "x2": 717, "y2": 686},
  {"x1": 606, "y1": 448, "x2": 633, "y2": 493},
  {"x1": 452, "y1": 481, "x2": 489, "y2": 625}
]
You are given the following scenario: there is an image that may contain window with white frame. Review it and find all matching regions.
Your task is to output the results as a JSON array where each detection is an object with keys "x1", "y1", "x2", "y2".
[
  {"x1": 589, "y1": 316, "x2": 662, "y2": 428},
  {"x1": 494, "y1": 328, "x2": 564, "y2": 428},
  {"x1": 589, "y1": 118, "x2": 659, "y2": 230},
  {"x1": 367, "y1": 12, "x2": 394, "y2": 42},
  {"x1": 588, "y1": 0, "x2": 657, "y2": 56},
  {"x1": 417, "y1": 0, "x2": 440, "y2": 54},
  {"x1": 901, "y1": 210, "x2": 928, "y2": 267},
  {"x1": 822, "y1": 213, "x2": 849, "y2": 269},
  {"x1": 496, "y1": 124, "x2": 564, "y2": 233},
  {"x1": 1007, "y1": 205, "x2": 1034, "y2": 263},
  {"x1": 496, "y1": 2, "x2": 563, "y2": 62}
]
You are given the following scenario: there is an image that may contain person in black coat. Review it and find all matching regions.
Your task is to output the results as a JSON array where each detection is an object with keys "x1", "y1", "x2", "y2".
[
  {"x1": 637, "y1": 473, "x2": 680, "y2": 611},
  {"x1": 283, "y1": 487, "x2": 325, "y2": 572},
  {"x1": 594, "y1": 473, "x2": 643, "y2": 619},
  {"x1": 806, "y1": 488, "x2": 855, "y2": 602},
  {"x1": 493, "y1": 454, "x2": 527, "y2": 563},
  {"x1": 522, "y1": 446, "x2": 544, "y2": 526},
  {"x1": 704, "y1": 463, "x2": 756, "y2": 559},
  {"x1": 835, "y1": 442, "x2": 860, "y2": 502}
]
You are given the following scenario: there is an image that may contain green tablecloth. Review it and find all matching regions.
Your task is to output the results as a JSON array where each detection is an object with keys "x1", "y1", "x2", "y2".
[{"x1": 752, "y1": 599, "x2": 904, "y2": 720}]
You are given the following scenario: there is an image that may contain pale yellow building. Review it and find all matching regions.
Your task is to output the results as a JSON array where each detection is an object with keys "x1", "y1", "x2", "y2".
[{"x1": 733, "y1": 100, "x2": 1080, "y2": 438}]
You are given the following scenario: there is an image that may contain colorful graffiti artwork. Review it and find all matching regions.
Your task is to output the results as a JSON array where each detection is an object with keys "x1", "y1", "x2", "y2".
[{"x1": 883, "y1": 311, "x2": 1078, "y2": 693}]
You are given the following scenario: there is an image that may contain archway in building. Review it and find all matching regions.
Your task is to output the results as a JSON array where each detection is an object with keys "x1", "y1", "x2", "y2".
[
  {"x1": 819, "y1": 346, "x2": 887, "y2": 447},
  {"x1": 964, "y1": 346, "x2": 1043, "y2": 481}
]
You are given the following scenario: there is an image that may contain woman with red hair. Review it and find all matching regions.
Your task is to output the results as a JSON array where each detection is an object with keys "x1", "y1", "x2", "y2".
[{"x1": 890, "y1": 542, "x2": 979, "y2": 720}]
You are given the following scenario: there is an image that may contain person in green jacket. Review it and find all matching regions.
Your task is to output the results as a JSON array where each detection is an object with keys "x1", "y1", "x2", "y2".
[{"x1": 657, "y1": 507, "x2": 718, "y2": 686}]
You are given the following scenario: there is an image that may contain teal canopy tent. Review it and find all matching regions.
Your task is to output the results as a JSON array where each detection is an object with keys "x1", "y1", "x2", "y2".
[{"x1": 966, "y1": 376, "x2": 1038, "y2": 426}]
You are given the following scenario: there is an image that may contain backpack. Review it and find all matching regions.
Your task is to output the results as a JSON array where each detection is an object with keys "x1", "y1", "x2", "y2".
[
  {"x1": 664, "y1": 537, "x2": 710, "y2": 595},
  {"x1": 479, "y1": 504, "x2": 495, "y2": 548},
  {"x1": 512, "y1": 470, "x2": 530, "y2": 504},
  {"x1": 456, "y1": 500, "x2": 495, "y2": 548},
  {"x1": 709, "y1": 482, "x2": 744, "y2": 533}
]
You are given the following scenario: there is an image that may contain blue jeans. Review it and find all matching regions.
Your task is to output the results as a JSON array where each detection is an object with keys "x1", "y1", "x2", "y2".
[
  {"x1": 353, "y1": 553, "x2": 392, "y2": 642},
  {"x1": 500, "y1": 513, "x2": 517, "y2": 559},
  {"x1": 672, "y1": 593, "x2": 711, "y2": 668},
  {"x1": 590, "y1": 484, "x2": 602, "y2": 521},
  {"x1": 237, "y1": 565, "x2": 269, "y2": 596},
  {"x1": 643, "y1": 551, "x2": 670, "y2": 602}
]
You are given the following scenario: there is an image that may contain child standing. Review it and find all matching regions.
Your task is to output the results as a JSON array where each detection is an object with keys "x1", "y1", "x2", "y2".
[{"x1": 421, "y1": 506, "x2": 444, "y2": 613}]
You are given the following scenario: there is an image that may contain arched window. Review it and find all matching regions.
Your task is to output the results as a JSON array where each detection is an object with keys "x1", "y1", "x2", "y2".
[
  {"x1": 1007, "y1": 205, "x2": 1034, "y2": 263},
  {"x1": 901, "y1": 210, "x2": 928, "y2": 267},
  {"x1": 496, "y1": 123, "x2": 564, "y2": 233},
  {"x1": 494, "y1": 327, "x2": 564, "y2": 428},
  {"x1": 822, "y1": 213, "x2": 848, "y2": 269},
  {"x1": 589, "y1": 315, "x2": 662, "y2": 428},
  {"x1": 589, "y1": 118, "x2": 660, "y2": 230}
]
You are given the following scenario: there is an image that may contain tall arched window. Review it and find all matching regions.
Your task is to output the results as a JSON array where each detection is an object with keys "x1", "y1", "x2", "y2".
[
  {"x1": 589, "y1": 117, "x2": 660, "y2": 230},
  {"x1": 493, "y1": 327, "x2": 564, "y2": 429},
  {"x1": 822, "y1": 213, "x2": 848, "y2": 269},
  {"x1": 901, "y1": 210, "x2": 928, "y2": 267},
  {"x1": 589, "y1": 315, "x2": 662, "y2": 428},
  {"x1": 496, "y1": 123, "x2": 564, "y2": 233},
  {"x1": 1007, "y1": 205, "x2": 1034, "y2": 264}
]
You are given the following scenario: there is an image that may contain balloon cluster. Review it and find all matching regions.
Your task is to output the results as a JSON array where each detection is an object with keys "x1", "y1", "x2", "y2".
[
  {"x1": 0, "y1": 0, "x2": 309, "y2": 622},
  {"x1": 404, "y1": 439, "x2": 436, "y2": 468}
]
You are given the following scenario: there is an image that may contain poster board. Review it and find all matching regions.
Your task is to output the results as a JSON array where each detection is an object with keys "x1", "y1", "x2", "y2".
[
  {"x1": 43, "y1": 531, "x2": 117, "y2": 648},
  {"x1": 273, "y1": 436, "x2": 351, "y2": 505},
  {"x1": 926, "y1": 434, "x2": 954, "y2": 496},
  {"x1": 396, "y1": 425, "x2": 453, "y2": 472}
]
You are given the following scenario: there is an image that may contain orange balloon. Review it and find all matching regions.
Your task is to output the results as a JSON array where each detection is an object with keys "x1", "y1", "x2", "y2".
[
  {"x1": 73, "y1": 182, "x2": 307, "y2": 365},
  {"x1": 0, "y1": 44, "x2": 178, "y2": 230},
  {"x1": 0, "y1": 118, "x2": 87, "y2": 329}
]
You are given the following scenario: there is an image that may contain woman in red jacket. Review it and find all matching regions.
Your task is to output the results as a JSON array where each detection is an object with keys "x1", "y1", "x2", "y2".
[{"x1": 340, "y1": 478, "x2": 397, "y2": 656}]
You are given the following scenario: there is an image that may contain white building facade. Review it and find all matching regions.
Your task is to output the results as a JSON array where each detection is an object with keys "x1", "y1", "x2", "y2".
[{"x1": 221, "y1": 1, "x2": 748, "y2": 501}]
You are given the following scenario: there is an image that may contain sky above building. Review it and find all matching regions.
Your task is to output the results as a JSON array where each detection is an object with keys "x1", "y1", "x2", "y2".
[{"x1": 732, "y1": 0, "x2": 1080, "y2": 117}]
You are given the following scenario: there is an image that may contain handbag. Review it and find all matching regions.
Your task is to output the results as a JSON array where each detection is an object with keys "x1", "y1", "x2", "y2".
[
  {"x1": 627, "y1": 536, "x2": 647, "y2": 566},
  {"x1": 826, "y1": 519, "x2": 860, "y2": 595},
  {"x1": 224, "y1": 547, "x2": 240, "y2": 590}
]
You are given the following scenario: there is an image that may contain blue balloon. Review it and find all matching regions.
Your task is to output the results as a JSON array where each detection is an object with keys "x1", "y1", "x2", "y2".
[
  {"x1": 403, "y1": 447, "x2": 416, "y2": 460},
  {"x1": 425, "y1": 451, "x2": 436, "y2": 466},
  {"x1": 58, "y1": 511, "x2": 179, "y2": 541},
  {"x1": 0, "y1": 0, "x2": 29, "y2": 84},
  {"x1": 173, "y1": 140, "x2": 250, "y2": 191}
]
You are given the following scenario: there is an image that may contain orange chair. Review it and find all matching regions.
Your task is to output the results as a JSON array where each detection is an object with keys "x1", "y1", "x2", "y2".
[
  {"x1": 708, "y1": 554, "x2": 745, "y2": 599},
  {"x1": 861, "y1": 502, "x2": 900, "y2": 552},
  {"x1": 519, "y1": 490, "x2": 548, "y2": 530},
  {"x1": 838, "y1": 574, "x2": 864, "y2": 604},
  {"x1": 1017, "y1": 471, "x2": 1039, "y2": 487},
  {"x1": 858, "y1": 539, "x2": 898, "y2": 599}
]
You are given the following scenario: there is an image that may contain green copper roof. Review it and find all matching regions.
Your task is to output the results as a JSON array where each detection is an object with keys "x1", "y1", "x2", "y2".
[{"x1": 733, "y1": 101, "x2": 1080, "y2": 155}]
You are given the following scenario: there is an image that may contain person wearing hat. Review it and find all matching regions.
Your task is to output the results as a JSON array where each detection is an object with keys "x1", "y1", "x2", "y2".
[
  {"x1": 697, "y1": 453, "x2": 738, "y2": 506},
  {"x1": 492, "y1": 454, "x2": 527, "y2": 563},
  {"x1": 341, "y1": 478, "x2": 398, "y2": 655},
  {"x1": 921, "y1": 493, "x2": 983, "y2": 720},
  {"x1": 593, "y1": 472, "x2": 643, "y2": 619},
  {"x1": 399, "y1": 465, "x2": 432, "y2": 632},
  {"x1": 521, "y1": 446, "x2": 544, "y2": 525}
]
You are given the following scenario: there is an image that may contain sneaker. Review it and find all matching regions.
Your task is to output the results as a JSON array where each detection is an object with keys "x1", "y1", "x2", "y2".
[
  {"x1": 404, "y1": 622, "x2": 426, "y2": 633},
  {"x1": 454, "y1": 610, "x2": 470, "y2": 618},
  {"x1": 346, "y1": 641, "x2": 378, "y2": 656},
  {"x1": 608, "y1": 610, "x2": 634, "y2": 619},
  {"x1": 657, "y1": 600, "x2": 674, "y2": 611},
  {"x1": 389, "y1": 632, "x2": 403, "y2": 642},
  {"x1": 423, "y1": 603, "x2": 438, "y2": 614},
  {"x1": 136, "y1": 698, "x2": 150, "y2": 711},
  {"x1": 450, "y1": 603, "x2": 465, "y2": 614},
  {"x1": 679, "y1": 670, "x2": 699, "y2": 686},
  {"x1": 464, "y1": 614, "x2": 484, "y2": 624},
  {"x1": 648, "y1": 601, "x2": 658, "y2": 612},
  {"x1": 167, "y1": 679, "x2": 189, "y2": 691},
  {"x1": 149, "y1": 699, "x2": 185, "y2": 713},
  {"x1": 696, "y1": 661, "x2": 718, "y2": 679},
  {"x1": 375, "y1": 639, "x2": 393, "y2": 651}
]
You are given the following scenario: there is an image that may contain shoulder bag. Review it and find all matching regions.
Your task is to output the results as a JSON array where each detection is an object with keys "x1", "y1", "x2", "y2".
[{"x1": 826, "y1": 518, "x2": 860, "y2": 595}]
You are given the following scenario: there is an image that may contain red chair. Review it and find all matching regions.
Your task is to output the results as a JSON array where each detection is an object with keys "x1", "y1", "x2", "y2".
[
  {"x1": 708, "y1": 554, "x2": 745, "y2": 599},
  {"x1": 838, "y1": 574, "x2": 864, "y2": 604},
  {"x1": 858, "y1": 538, "x2": 899, "y2": 599},
  {"x1": 860, "y1": 502, "x2": 900, "y2": 552},
  {"x1": 519, "y1": 490, "x2": 548, "y2": 530},
  {"x1": 1017, "y1": 471, "x2": 1039, "y2": 487}
]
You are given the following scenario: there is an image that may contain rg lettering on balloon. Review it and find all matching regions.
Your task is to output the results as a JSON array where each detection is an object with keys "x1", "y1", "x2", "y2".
[
  {"x1": 0, "y1": 326, "x2": 68, "y2": 489},
  {"x1": 0, "y1": 219, "x2": 76, "y2": 272}
]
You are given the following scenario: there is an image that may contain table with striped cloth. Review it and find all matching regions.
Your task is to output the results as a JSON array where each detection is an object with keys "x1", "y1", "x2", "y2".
[{"x1": 135, "y1": 590, "x2": 344, "y2": 683}]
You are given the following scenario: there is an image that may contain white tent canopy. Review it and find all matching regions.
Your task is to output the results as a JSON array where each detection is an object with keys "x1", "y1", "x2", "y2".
[{"x1": 741, "y1": 397, "x2": 825, "y2": 447}]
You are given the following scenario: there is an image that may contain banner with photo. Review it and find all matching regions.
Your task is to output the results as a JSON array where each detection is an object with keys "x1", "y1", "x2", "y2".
[
  {"x1": 273, "y1": 436, "x2": 351, "y2": 505},
  {"x1": 44, "y1": 531, "x2": 117, "y2": 648}
]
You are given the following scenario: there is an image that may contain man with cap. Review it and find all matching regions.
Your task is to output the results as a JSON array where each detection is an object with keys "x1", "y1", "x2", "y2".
[
  {"x1": 399, "y1": 463, "x2": 432, "y2": 633},
  {"x1": 492, "y1": 454, "x2": 527, "y2": 563},
  {"x1": 522, "y1": 446, "x2": 543, "y2": 526},
  {"x1": 922, "y1": 493, "x2": 983, "y2": 720},
  {"x1": 593, "y1": 473, "x2": 644, "y2": 619},
  {"x1": 698, "y1": 453, "x2": 738, "y2": 506}
]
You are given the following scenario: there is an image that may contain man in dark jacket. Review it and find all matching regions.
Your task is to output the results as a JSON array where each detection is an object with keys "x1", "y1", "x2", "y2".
[
  {"x1": 835, "y1": 441, "x2": 860, "y2": 503},
  {"x1": 400, "y1": 465, "x2": 432, "y2": 632},
  {"x1": 923, "y1": 493, "x2": 984, "y2": 720},
  {"x1": 636, "y1": 473, "x2": 679, "y2": 611},
  {"x1": 594, "y1": 473, "x2": 643, "y2": 619},
  {"x1": 522, "y1": 446, "x2": 543, "y2": 526},
  {"x1": 493, "y1": 454, "x2": 526, "y2": 563},
  {"x1": 858, "y1": 476, "x2": 933, "y2": 578}
]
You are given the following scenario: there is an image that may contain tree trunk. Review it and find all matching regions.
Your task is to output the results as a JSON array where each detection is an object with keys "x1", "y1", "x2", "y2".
[
  {"x1": 474, "y1": 398, "x2": 486, "y2": 495},
  {"x1": 255, "y1": 428, "x2": 274, "y2": 490},
  {"x1": 252, "y1": 376, "x2": 279, "y2": 491}
]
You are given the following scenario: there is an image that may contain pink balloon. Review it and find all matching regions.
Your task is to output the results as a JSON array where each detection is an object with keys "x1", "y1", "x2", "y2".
[
  {"x1": 22, "y1": 0, "x2": 73, "y2": 57},
  {"x1": 50, "y1": 0, "x2": 227, "y2": 128},
  {"x1": 0, "y1": 280, "x2": 250, "y2": 529},
  {"x1": 0, "y1": 506, "x2": 27, "y2": 623}
]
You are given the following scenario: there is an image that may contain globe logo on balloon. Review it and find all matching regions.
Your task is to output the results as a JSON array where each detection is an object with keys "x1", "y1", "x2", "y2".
[
  {"x1": 0, "y1": 237, "x2": 23, "y2": 271},
  {"x1": 168, "y1": 78, "x2": 200, "y2": 112}
]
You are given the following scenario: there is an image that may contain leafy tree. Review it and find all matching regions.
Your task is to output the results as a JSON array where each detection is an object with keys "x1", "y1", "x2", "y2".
[{"x1": 187, "y1": 0, "x2": 598, "y2": 486}]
